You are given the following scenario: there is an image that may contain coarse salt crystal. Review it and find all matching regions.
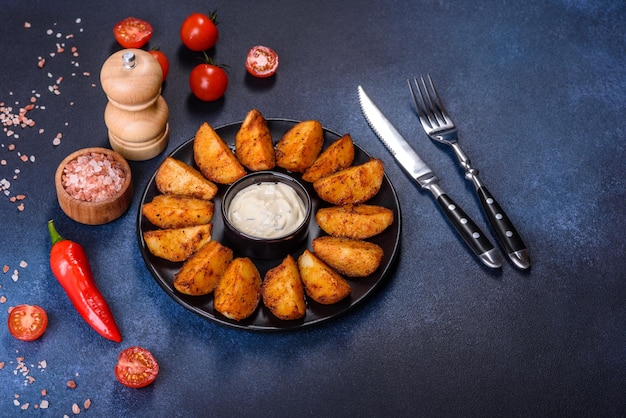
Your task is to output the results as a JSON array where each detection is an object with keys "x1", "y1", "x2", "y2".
[{"x1": 62, "y1": 152, "x2": 125, "y2": 202}]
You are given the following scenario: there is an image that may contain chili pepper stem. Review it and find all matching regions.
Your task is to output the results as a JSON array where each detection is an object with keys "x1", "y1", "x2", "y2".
[{"x1": 48, "y1": 220, "x2": 64, "y2": 246}]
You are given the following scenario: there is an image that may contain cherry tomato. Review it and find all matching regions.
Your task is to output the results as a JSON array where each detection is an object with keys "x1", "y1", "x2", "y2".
[
  {"x1": 245, "y1": 45, "x2": 279, "y2": 78},
  {"x1": 8, "y1": 304, "x2": 48, "y2": 341},
  {"x1": 115, "y1": 346, "x2": 159, "y2": 388},
  {"x1": 180, "y1": 12, "x2": 219, "y2": 51},
  {"x1": 149, "y1": 48, "x2": 169, "y2": 81},
  {"x1": 190, "y1": 62, "x2": 228, "y2": 101},
  {"x1": 113, "y1": 17, "x2": 153, "y2": 49}
]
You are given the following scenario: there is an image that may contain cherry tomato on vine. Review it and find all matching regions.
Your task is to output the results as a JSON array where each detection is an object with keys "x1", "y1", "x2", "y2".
[
  {"x1": 180, "y1": 12, "x2": 219, "y2": 51},
  {"x1": 190, "y1": 61, "x2": 228, "y2": 101},
  {"x1": 8, "y1": 304, "x2": 48, "y2": 341},
  {"x1": 113, "y1": 17, "x2": 153, "y2": 49},
  {"x1": 149, "y1": 48, "x2": 169, "y2": 81},
  {"x1": 115, "y1": 346, "x2": 159, "y2": 389},
  {"x1": 246, "y1": 45, "x2": 279, "y2": 78}
]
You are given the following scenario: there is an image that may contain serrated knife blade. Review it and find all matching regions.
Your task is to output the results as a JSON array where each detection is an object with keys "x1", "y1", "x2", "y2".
[{"x1": 358, "y1": 85, "x2": 502, "y2": 269}]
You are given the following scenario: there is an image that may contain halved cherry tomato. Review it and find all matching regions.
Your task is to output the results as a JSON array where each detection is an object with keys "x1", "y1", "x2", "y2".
[
  {"x1": 115, "y1": 346, "x2": 159, "y2": 388},
  {"x1": 149, "y1": 48, "x2": 169, "y2": 81},
  {"x1": 8, "y1": 304, "x2": 48, "y2": 341},
  {"x1": 245, "y1": 45, "x2": 279, "y2": 78},
  {"x1": 189, "y1": 61, "x2": 228, "y2": 101},
  {"x1": 113, "y1": 17, "x2": 153, "y2": 49},
  {"x1": 180, "y1": 12, "x2": 219, "y2": 51}
]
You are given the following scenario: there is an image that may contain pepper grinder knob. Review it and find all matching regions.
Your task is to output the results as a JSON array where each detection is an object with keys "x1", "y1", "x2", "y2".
[{"x1": 122, "y1": 51, "x2": 136, "y2": 69}]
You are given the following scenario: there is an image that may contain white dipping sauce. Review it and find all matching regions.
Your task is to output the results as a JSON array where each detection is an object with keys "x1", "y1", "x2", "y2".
[{"x1": 228, "y1": 182, "x2": 306, "y2": 239}]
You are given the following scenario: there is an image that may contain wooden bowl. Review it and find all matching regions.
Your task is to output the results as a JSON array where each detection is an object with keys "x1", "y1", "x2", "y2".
[{"x1": 55, "y1": 147, "x2": 133, "y2": 225}]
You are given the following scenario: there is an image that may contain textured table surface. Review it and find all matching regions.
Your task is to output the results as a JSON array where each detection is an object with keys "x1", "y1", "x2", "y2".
[{"x1": 1, "y1": 1, "x2": 625, "y2": 416}]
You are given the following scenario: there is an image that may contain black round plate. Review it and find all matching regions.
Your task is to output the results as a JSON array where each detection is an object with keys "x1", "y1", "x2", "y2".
[{"x1": 137, "y1": 119, "x2": 402, "y2": 331}]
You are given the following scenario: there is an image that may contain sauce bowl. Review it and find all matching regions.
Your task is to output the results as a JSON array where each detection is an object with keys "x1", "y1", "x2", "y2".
[{"x1": 221, "y1": 171, "x2": 312, "y2": 259}]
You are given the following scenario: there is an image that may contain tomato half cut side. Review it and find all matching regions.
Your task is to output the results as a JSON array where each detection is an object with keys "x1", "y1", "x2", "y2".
[
  {"x1": 115, "y1": 346, "x2": 159, "y2": 388},
  {"x1": 8, "y1": 304, "x2": 48, "y2": 341},
  {"x1": 114, "y1": 17, "x2": 153, "y2": 49},
  {"x1": 246, "y1": 45, "x2": 279, "y2": 78}
]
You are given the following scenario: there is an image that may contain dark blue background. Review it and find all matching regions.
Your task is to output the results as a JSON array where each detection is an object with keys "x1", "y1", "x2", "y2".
[{"x1": 1, "y1": 1, "x2": 624, "y2": 416}]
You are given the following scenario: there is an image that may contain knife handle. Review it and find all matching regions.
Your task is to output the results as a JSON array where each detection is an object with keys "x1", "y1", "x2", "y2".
[
  {"x1": 475, "y1": 183, "x2": 530, "y2": 270},
  {"x1": 435, "y1": 192, "x2": 502, "y2": 269}
]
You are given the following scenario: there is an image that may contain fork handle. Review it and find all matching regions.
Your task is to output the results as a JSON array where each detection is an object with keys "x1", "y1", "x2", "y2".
[
  {"x1": 425, "y1": 183, "x2": 502, "y2": 269},
  {"x1": 474, "y1": 181, "x2": 531, "y2": 270}
]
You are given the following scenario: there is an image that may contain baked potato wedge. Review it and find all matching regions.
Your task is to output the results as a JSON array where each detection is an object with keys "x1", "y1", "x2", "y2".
[
  {"x1": 298, "y1": 249, "x2": 351, "y2": 305},
  {"x1": 173, "y1": 240, "x2": 233, "y2": 296},
  {"x1": 262, "y1": 255, "x2": 306, "y2": 320},
  {"x1": 302, "y1": 133, "x2": 355, "y2": 183},
  {"x1": 235, "y1": 109, "x2": 275, "y2": 171},
  {"x1": 275, "y1": 120, "x2": 324, "y2": 172},
  {"x1": 142, "y1": 194, "x2": 214, "y2": 229},
  {"x1": 312, "y1": 236, "x2": 383, "y2": 277},
  {"x1": 193, "y1": 121, "x2": 246, "y2": 184},
  {"x1": 214, "y1": 257, "x2": 262, "y2": 321},
  {"x1": 155, "y1": 156, "x2": 218, "y2": 200},
  {"x1": 313, "y1": 159, "x2": 385, "y2": 205},
  {"x1": 143, "y1": 223, "x2": 213, "y2": 262},
  {"x1": 315, "y1": 204, "x2": 394, "y2": 239}
]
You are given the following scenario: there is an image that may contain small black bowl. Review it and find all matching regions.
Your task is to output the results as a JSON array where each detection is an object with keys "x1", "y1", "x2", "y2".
[{"x1": 221, "y1": 171, "x2": 312, "y2": 259}]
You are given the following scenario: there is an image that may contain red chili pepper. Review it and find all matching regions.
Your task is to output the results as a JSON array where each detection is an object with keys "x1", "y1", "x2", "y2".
[{"x1": 48, "y1": 220, "x2": 122, "y2": 342}]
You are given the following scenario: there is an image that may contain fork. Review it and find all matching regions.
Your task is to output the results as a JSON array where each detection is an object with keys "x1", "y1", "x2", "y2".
[{"x1": 408, "y1": 75, "x2": 530, "y2": 270}]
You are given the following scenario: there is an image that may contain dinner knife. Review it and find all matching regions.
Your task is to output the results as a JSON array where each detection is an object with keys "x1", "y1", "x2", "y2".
[{"x1": 358, "y1": 86, "x2": 502, "y2": 269}]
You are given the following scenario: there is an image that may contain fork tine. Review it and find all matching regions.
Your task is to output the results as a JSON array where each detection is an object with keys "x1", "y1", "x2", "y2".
[
  {"x1": 407, "y1": 77, "x2": 435, "y2": 129},
  {"x1": 422, "y1": 74, "x2": 450, "y2": 126}
]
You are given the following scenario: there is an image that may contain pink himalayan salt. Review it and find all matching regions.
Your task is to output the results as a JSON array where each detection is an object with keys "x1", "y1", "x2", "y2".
[{"x1": 62, "y1": 152, "x2": 125, "y2": 202}]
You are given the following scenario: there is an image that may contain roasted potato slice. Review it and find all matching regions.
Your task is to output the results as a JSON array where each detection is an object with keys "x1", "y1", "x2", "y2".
[
  {"x1": 155, "y1": 156, "x2": 218, "y2": 200},
  {"x1": 275, "y1": 120, "x2": 323, "y2": 172},
  {"x1": 262, "y1": 255, "x2": 306, "y2": 320},
  {"x1": 313, "y1": 159, "x2": 385, "y2": 205},
  {"x1": 214, "y1": 257, "x2": 262, "y2": 321},
  {"x1": 142, "y1": 194, "x2": 214, "y2": 229},
  {"x1": 143, "y1": 223, "x2": 213, "y2": 262},
  {"x1": 193, "y1": 121, "x2": 246, "y2": 184},
  {"x1": 235, "y1": 109, "x2": 275, "y2": 171},
  {"x1": 173, "y1": 240, "x2": 233, "y2": 296},
  {"x1": 298, "y1": 249, "x2": 351, "y2": 305},
  {"x1": 315, "y1": 204, "x2": 394, "y2": 239},
  {"x1": 302, "y1": 133, "x2": 355, "y2": 182},
  {"x1": 312, "y1": 236, "x2": 383, "y2": 277}
]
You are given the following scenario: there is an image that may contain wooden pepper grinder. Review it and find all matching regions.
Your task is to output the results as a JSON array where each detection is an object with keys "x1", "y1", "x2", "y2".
[{"x1": 100, "y1": 49, "x2": 169, "y2": 161}]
